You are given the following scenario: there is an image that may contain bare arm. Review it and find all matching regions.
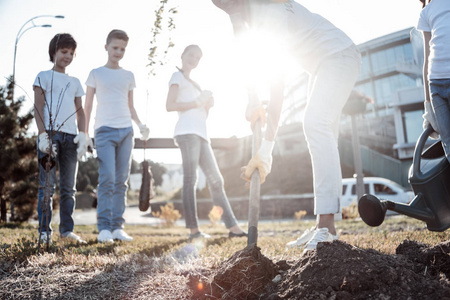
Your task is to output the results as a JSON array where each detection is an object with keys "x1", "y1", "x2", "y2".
[
  {"x1": 265, "y1": 77, "x2": 285, "y2": 141},
  {"x1": 128, "y1": 90, "x2": 144, "y2": 126},
  {"x1": 33, "y1": 86, "x2": 46, "y2": 134},
  {"x1": 423, "y1": 31, "x2": 431, "y2": 102},
  {"x1": 166, "y1": 84, "x2": 199, "y2": 112},
  {"x1": 74, "y1": 96, "x2": 86, "y2": 133},
  {"x1": 84, "y1": 86, "x2": 95, "y2": 134}
]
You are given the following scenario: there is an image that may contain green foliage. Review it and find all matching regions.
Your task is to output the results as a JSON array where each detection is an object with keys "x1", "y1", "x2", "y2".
[
  {"x1": 0, "y1": 77, "x2": 38, "y2": 222},
  {"x1": 76, "y1": 157, "x2": 99, "y2": 192},
  {"x1": 131, "y1": 159, "x2": 167, "y2": 187},
  {"x1": 148, "y1": 0, "x2": 177, "y2": 76}
]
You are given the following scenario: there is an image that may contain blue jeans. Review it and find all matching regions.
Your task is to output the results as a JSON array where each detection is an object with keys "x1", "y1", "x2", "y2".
[
  {"x1": 95, "y1": 126, "x2": 134, "y2": 232},
  {"x1": 37, "y1": 132, "x2": 78, "y2": 235},
  {"x1": 430, "y1": 78, "x2": 450, "y2": 163},
  {"x1": 175, "y1": 134, "x2": 238, "y2": 229}
]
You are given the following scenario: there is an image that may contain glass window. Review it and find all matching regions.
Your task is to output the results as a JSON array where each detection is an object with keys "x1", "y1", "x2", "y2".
[
  {"x1": 403, "y1": 110, "x2": 424, "y2": 143},
  {"x1": 370, "y1": 43, "x2": 414, "y2": 76},
  {"x1": 351, "y1": 183, "x2": 370, "y2": 195},
  {"x1": 374, "y1": 74, "x2": 417, "y2": 107},
  {"x1": 374, "y1": 184, "x2": 397, "y2": 195}
]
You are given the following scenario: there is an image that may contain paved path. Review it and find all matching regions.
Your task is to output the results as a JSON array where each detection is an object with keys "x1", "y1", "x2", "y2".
[{"x1": 30, "y1": 205, "x2": 207, "y2": 227}]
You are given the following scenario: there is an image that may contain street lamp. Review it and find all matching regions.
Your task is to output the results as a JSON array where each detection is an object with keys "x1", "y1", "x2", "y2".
[{"x1": 11, "y1": 15, "x2": 65, "y2": 102}]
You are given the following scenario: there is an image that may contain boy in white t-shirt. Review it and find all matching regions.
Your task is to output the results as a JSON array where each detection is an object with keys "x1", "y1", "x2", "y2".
[
  {"x1": 85, "y1": 29, "x2": 149, "y2": 243},
  {"x1": 33, "y1": 33, "x2": 89, "y2": 244},
  {"x1": 213, "y1": 0, "x2": 361, "y2": 251},
  {"x1": 418, "y1": 0, "x2": 450, "y2": 162}
]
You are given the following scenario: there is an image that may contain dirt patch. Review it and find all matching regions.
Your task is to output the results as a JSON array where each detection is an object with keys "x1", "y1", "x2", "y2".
[
  {"x1": 189, "y1": 240, "x2": 450, "y2": 299},
  {"x1": 188, "y1": 244, "x2": 280, "y2": 299}
]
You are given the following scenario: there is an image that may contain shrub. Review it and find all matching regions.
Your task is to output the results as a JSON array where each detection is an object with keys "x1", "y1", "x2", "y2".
[
  {"x1": 208, "y1": 205, "x2": 223, "y2": 224},
  {"x1": 152, "y1": 203, "x2": 181, "y2": 226},
  {"x1": 294, "y1": 210, "x2": 307, "y2": 220},
  {"x1": 342, "y1": 202, "x2": 359, "y2": 219}
]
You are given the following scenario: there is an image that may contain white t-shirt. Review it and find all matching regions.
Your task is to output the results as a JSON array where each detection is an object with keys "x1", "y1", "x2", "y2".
[
  {"x1": 33, "y1": 70, "x2": 84, "y2": 135},
  {"x1": 417, "y1": 0, "x2": 450, "y2": 79},
  {"x1": 86, "y1": 66, "x2": 136, "y2": 129},
  {"x1": 248, "y1": 1, "x2": 354, "y2": 74},
  {"x1": 169, "y1": 71, "x2": 208, "y2": 141}
]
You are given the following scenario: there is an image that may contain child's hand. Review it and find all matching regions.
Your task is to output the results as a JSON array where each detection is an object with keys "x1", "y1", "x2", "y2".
[
  {"x1": 139, "y1": 124, "x2": 150, "y2": 141},
  {"x1": 195, "y1": 90, "x2": 213, "y2": 108},
  {"x1": 74, "y1": 132, "x2": 88, "y2": 160},
  {"x1": 38, "y1": 132, "x2": 57, "y2": 157}
]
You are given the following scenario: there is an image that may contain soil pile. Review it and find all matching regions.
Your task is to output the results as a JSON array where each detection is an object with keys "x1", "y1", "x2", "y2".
[
  {"x1": 189, "y1": 244, "x2": 281, "y2": 299},
  {"x1": 189, "y1": 240, "x2": 450, "y2": 299},
  {"x1": 273, "y1": 240, "x2": 450, "y2": 299}
]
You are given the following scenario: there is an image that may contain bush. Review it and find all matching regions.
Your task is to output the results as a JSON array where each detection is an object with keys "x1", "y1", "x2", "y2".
[{"x1": 151, "y1": 203, "x2": 181, "y2": 226}]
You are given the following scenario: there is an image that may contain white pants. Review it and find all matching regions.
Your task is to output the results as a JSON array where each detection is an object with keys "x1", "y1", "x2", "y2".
[{"x1": 303, "y1": 45, "x2": 361, "y2": 215}]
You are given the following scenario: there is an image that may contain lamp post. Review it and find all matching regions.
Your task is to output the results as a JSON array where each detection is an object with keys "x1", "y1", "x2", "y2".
[
  {"x1": 342, "y1": 90, "x2": 374, "y2": 202},
  {"x1": 6, "y1": 15, "x2": 64, "y2": 222},
  {"x1": 11, "y1": 15, "x2": 64, "y2": 102}
]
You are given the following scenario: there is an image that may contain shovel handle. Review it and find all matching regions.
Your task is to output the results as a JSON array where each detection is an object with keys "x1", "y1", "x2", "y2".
[{"x1": 248, "y1": 119, "x2": 262, "y2": 246}]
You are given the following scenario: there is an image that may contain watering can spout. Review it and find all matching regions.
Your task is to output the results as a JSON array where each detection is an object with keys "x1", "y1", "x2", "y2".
[
  {"x1": 388, "y1": 193, "x2": 435, "y2": 223},
  {"x1": 358, "y1": 193, "x2": 436, "y2": 228}
]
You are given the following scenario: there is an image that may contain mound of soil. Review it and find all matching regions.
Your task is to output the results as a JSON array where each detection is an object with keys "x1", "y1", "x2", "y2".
[
  {"x1": 188, "y1": 245, "x2": 281, "y2": 299},
  {"x1": 273, "y1": 240, "x2": 450, "y2": 299},
  {"x1": 189, "y1": 240, "x2": 450, "y2": 299}
]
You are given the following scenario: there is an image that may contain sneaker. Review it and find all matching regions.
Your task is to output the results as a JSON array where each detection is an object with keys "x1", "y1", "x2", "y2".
[
  {"x1": 39, "y1": 232, "x2": 52, "y2": 244},
  {"x1": 286, "y1": 227, "x2": 315, "y2": 248},
  {"x1": 61, "y1": 232, "x2": 87, "y2": 244},
  {"x1": 303, "y1": 227, "x2": 338, "y2": 253},
  {"x1": 112, "y1": 229, "x2": 133, "y2": 241},
  {"x1": 229, "y1": 231, "x2": 248, "y2": 238},
  {"x1": 97, "y1": 230, "x2": 114, "y2": 244},
  {"x1": 188, "y1": 232, "x2": 211, "y2": 240}
]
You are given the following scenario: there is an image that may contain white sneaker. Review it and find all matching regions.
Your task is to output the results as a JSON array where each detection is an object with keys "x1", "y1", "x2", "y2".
[
  {"x1": 97, "y1": 230, "x2": 114, "y2": 244},
  {"x1": 61, "y1": 232, "x2": 87, "y2": 244},
  {"x1": 112, "y1": 229, "x2": 133, "y2": 241},
  {"x1": 39, "y1": 232, "x2": 52, "y2": 243},
  {"x1": 303, "y1": 227, "x2": 338, "y2": 253},
  {"x1": 286, "y1": 227, "x2": 315, "y2": 248}
]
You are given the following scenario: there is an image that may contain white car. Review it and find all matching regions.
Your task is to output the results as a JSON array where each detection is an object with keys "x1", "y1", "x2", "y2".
[{"x1": 341, "y1": 177, "x2": 414, "y2": 213}]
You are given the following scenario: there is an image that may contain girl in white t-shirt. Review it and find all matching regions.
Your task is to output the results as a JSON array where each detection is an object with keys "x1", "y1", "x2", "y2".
[
  {"x1": 418, "y1": 0, "x2": 450, "y2": 162},
  {"x1": 166, "y1": 45, "x2": 246, "y2": 240},
  {"x1": 212, "y1": 0, "x2": 361, "y2": 251}
]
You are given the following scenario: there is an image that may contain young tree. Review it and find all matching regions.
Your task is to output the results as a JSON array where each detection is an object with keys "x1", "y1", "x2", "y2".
[{"x1": 0, "y1": 78, "x2": 38, "y2": 222}]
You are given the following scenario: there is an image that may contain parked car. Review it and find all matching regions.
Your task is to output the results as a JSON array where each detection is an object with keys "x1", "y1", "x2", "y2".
[{"x1": 341, "y1": 177, "x2": 414, "y2": 214}]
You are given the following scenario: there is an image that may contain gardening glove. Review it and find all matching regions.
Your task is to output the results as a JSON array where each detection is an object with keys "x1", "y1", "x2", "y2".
[
  {"x1": 38, "y1": 132, "x2": 57, "y2": 157},
  {"x1": 195, "y1": 90, "x2": 213, "y2": 108},
  {"x1": 139, "y1": 124, "x2": 150, "y2": 141},
  {"x1": 423, "y1": 101, "x2": 440, "y2": 139},
  {"x1": 245, "y1": 97, "x2": 266, "y2": 130},
  {"x1": 86, "y1": 133, "x2": 94, "y2": 153},
  {"x1": 241, "y1": 139, "x2": 275, "y2": 186},
  {"x1": 73, "y1": 132, "x2": 88, "y2": 160}
]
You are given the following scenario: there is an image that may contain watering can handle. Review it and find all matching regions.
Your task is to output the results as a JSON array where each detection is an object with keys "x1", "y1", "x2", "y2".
[{"x1": 412, "y1": 125, "x2": 434, "y2": 178}]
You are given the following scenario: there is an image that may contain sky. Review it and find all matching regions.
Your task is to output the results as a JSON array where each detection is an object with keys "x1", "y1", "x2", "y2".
[{"x1": 0, "y1": 0, "x2": 422, "y2": 164}]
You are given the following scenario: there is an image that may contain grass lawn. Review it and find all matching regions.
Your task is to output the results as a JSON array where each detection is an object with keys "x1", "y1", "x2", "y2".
[{"x1": 1, "y1": 215, "x2": 449, "y2": 299}]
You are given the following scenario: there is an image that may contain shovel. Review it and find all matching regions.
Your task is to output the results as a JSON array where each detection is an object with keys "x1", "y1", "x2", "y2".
[{"x1": 248, "y1": 118, "x2": 262, "y2": 246}]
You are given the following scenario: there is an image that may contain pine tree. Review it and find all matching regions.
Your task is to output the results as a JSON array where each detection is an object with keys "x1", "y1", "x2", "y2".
[{"x1": 0, "y1": 78, "x2": 38, "y2": 222}]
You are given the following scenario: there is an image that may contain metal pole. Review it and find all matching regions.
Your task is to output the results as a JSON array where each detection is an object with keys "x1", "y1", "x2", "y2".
[
  {"x1": 351, "y1": 115, "x2": 365, "y2": 200},
  {"x1": 247, "y1": 119, "x2": 262, "y2": 246},
  {"x1": 11, "y1": 15, "x2": 64, "y2": 102}
]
